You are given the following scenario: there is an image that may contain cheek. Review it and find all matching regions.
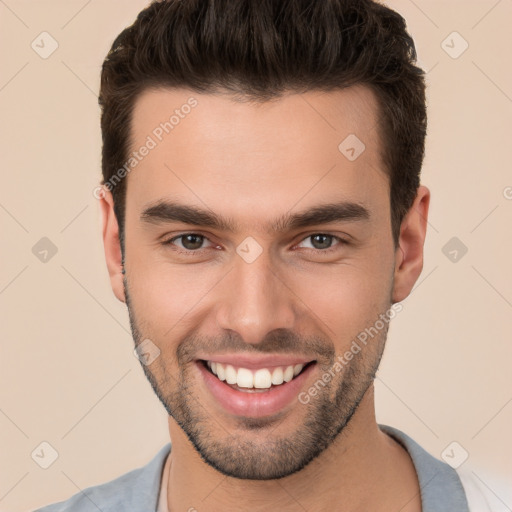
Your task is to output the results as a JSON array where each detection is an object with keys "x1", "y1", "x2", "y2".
[
  {"x1": 126, "y1": 260, "x2": 223, "y2": 340},
  {"x1": 289, "y1": 259, "x2": 394, "y2": 343}
]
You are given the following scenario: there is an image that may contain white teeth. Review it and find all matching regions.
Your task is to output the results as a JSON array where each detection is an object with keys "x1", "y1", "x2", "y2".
[
  {"x1": 283, "y1": 366, "x2": 294, "y2": 382},
  {"x1": 207, "y1": 361, "x2": 307, "y2": 389},
  {"x1": 216, "y1": 363, "x2": 226, "y2": 381},
  {"x1": 293, "y1": 364, "x2": 304, "y2": 377},
  {"x1": 237, "y1": 368, "x2": 254, "y2": 388},
  {"x1": 225, "y1": 364, "x2": 237, "y2": 384},
  {"x1": 254, "y1": 369, "x2": 272, "y2": 389},
  {"x1": 271, "y1": 367, "x2": 284, "y2": 385}
]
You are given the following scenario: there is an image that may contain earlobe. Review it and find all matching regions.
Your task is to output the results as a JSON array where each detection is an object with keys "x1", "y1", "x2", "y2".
[
  {"x1": 98, "y1": 187, "x2": 126, "y2": 303},
  {"x1": 392, "y1": 185, "x2": 430, "y2": 303}
]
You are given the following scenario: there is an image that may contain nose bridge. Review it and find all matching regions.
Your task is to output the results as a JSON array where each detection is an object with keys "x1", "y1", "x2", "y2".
[{"x1": 216, "y1": 250, "x2": 296, "y2": 345}]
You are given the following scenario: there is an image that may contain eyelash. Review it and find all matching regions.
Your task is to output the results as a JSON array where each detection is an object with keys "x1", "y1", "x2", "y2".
[{"x1": 161, "y1": 232, "x2": 350, "y2": 255}]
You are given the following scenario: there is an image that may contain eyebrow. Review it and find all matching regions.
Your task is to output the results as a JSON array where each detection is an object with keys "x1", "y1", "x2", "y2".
[{"x1": 140, "y1": 200, "x2": 370, "y2": 234}]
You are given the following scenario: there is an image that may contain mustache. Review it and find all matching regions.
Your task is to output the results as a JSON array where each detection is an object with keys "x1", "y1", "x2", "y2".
[{"x1": 177, "y1": 328, "x2": 336, "y2": 365}]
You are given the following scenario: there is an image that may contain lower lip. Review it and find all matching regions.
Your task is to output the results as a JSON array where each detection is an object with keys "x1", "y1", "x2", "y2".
[{"x1": 197, "y1": 361, "x2": 316, "y2": 418}]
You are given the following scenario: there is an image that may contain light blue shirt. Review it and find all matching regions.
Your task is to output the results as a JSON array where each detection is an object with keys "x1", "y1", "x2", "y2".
[{"x1": 34, "y1": 424, "x2": 472, "y2": 511}]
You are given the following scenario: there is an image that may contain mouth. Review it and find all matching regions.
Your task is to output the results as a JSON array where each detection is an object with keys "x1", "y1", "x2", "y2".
[{"x1": 196, "y1": 357, "x2": 317, "y2": 418}]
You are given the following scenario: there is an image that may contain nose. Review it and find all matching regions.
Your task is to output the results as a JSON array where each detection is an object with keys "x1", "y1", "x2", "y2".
[{"x1": 215, "y1": 250, "x2": 297, "y2": 346}]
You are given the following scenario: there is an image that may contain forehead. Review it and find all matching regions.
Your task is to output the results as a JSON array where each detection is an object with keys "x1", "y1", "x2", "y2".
[{"x1": 126, "y1": 85, "x2": 389, "y2": 228}]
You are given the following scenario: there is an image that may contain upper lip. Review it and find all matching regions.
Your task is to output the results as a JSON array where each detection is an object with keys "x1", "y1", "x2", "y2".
[{"x1": 197, "y1": 354, "x2": 316, "y2": 369}]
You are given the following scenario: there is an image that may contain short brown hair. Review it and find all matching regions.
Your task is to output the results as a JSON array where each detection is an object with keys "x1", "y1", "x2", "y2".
[{"x1": 99, "y1": 0, "x2": 427, "y2": 251}]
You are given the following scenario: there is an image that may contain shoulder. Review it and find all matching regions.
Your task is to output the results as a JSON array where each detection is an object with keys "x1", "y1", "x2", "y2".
[{"x1": 33, "y1": 443, "x2": 171, "y2": 512}]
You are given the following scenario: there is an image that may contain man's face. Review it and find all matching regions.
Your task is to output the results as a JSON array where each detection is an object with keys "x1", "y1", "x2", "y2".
[{"x1": 120, "y1": 85, "x2": 398, "y2": 479}]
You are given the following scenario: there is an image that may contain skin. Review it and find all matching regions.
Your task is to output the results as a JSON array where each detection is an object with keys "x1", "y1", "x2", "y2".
[{"x1": 100, "y1": 85, "x2": 429, "y2": 511}]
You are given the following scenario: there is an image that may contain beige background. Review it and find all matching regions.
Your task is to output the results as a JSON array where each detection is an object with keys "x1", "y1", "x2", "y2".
[{"x1": 1, "y1": 1, "x2": 511, "y2": 511}]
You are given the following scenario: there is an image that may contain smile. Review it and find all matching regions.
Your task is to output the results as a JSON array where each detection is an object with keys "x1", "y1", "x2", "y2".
[{"x1": 196, "y1": 357, "x2": 317, "y2": 417}]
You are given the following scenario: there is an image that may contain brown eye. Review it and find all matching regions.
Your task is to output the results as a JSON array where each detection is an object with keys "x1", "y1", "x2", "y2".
[
  {"x1": 163, "y1": 233, "x2": 213, "y2": 251},
  {"x1": 179, "y1": 234, "x2": 205, "y2": 250}
]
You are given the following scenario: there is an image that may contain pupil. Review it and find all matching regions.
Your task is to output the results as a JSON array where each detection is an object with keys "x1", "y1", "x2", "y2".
[
  {"x1": 183, "y1": 234, "x2": 203, "y2": 250},
  {"x1": 312, "y1": 234, "x2": 331, "y2": 249}
]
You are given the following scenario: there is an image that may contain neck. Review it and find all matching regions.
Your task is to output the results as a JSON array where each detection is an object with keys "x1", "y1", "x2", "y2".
[{"x1": 165, "y1": 385, "x2": 421, "y2": 512}]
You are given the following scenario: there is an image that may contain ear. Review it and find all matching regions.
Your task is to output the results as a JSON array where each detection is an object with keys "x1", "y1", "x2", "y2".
[
  {"x1": 99, "y1": 187, "x2": 126, "y2": 303},
  {"x1": 392, "y1": 185, "x2": 430, "y2": 303}
]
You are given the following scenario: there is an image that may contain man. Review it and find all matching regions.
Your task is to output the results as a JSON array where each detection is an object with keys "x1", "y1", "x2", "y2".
[{"x1": 35, "y1": 0, "x2": 496, "y2": 510}]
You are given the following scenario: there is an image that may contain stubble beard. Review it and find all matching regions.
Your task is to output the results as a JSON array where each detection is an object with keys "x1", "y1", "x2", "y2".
[{"x1": 124, "y1": 277, "x2": 388, "y2": 480}]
